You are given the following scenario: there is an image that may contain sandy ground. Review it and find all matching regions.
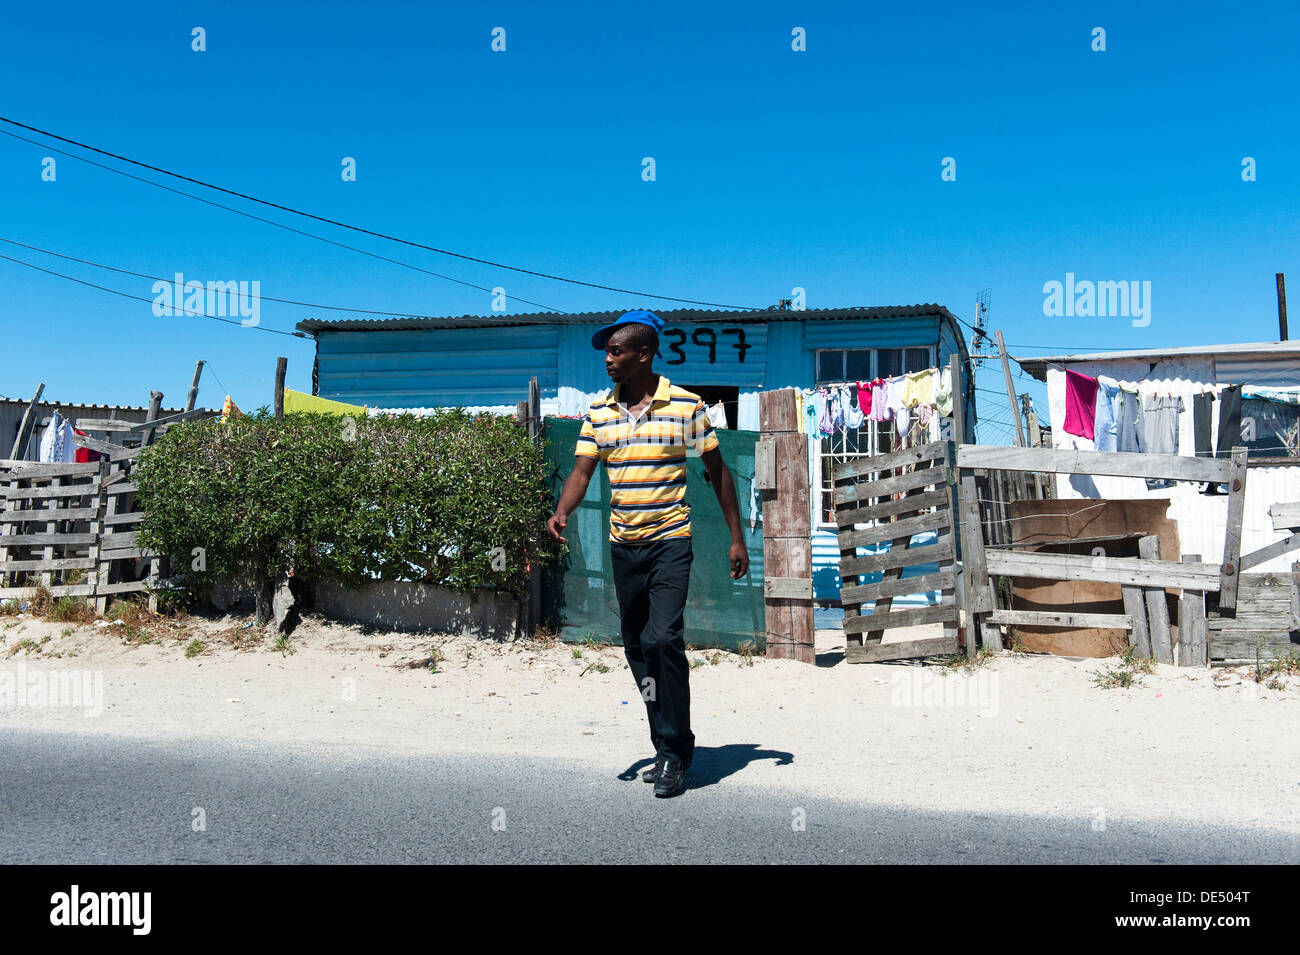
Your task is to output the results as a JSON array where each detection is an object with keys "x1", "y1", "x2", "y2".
[{"x1": 3, "y1": 609, "x2": 1299, "y2": 836}]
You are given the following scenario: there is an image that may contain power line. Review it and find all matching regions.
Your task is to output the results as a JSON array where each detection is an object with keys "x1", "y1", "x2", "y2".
[
  {"x1": 0, "y1": 236, "x2": 456, "y2": 321},
  {"x1": 0, "y1": 252, "x2": 302, "y2": 337},
  {"x1": 0, "y1": 126, "x2": 566, "y2": 315},
  {"x1": 0, "y1": 116, "x2": 759, "y2": 311}
]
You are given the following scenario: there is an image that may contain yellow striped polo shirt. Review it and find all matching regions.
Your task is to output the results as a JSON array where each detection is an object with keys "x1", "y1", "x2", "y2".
[{"x1": 575, "y1": 375, "x2": 719, "y2": 544}]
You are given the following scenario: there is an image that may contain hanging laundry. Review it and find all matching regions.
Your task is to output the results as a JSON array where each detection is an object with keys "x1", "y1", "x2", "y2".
[
  {"x1": 39, "y1": 411, "x2": 75, "y2": 463},
  {"x1": 1063, "y1": 369, "x2": 1100, "y2": 440},
  {"x1": 1215, "y1": 384, "x2": 1242, "y2": 457},
  {"x1": 817, "y1": 388, "x2": 835, "y2": 436},
  {"x1": 902, "y1": 368, "x2": 935, "y2": 408},
  {"x1": 801, "y1": 390, "x2": 819, "y2": 436},
  {"x1": 887, "y1": 377, "x2": 909, "y2": 436},
  {"x1": 856, "y1": 380, "x2": 873, "y2": 420},
  {"x1": 934, "y1": 367, "x2": 953, "y2": 417},
  {"x1": 794, "y1": 389, "x2": 806, "y2": 434},
  {"x1": 1142, "y1": 394, "x2": 1184, "y2": 455},
  {"x1": 73, "y1": 428, "x2": 103, "y2": 463},
  {"x1": 707, "y1": 400, "x2": 728, "y2": 429},
  {"x1": 840, "y1": 384, "x2": 864, "y2": 429},
  {"x1": 1192, "y1": 392, "x2": 1213, "y2": 457},
  {"x1": 869, "y1": 379, "x2": 891, "y2": 422},
  {"x1": 827, "y1": 387, "x2": 845, "y2": 433},
  {"x1": 1092, "y1": 376, "x2": 1121, "y2": 452},
  {"x1": 221, "y1": 395, "x2": 243, "y2": 423},
  {"x1": 1115, "y1": 389, "x2": 1144, "y2": 452}
]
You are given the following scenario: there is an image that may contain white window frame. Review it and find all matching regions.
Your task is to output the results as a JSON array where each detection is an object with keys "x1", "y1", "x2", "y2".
[{"x1": 812, "y1": 345, "x2": 936, "y2": 530}]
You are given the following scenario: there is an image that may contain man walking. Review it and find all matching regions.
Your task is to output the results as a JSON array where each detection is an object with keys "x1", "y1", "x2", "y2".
[{"x1": 546, "y1": 310, "x2": 749, "y2": 798}]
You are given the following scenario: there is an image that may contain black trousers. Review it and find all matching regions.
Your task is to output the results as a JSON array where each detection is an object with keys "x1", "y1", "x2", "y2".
[{"x1": 609, "y1": 537, "x2": 695, "y2": 768}]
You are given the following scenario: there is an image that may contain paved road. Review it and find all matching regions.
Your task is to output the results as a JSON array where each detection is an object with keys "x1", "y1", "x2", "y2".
[{"x1": 3, "y1": 729, "x2": 1296, "y2": 864}]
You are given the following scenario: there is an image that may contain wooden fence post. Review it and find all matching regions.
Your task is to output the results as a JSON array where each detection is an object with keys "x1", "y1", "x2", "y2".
[
  {"x1": 1178, "y1": 554, "x2": 1207, "y2": 667},
  {"x1": 274, "y1": 358, "x2": 288, "y2": 422},
  {"x1": 1218, "y1": 447, "x2": 1248, "y2": 611},
  {"x1": 184, "y1": 361, "x2": 205, "y2": 413},
  {"x1": 9, "y1": 383, "x2": 45, "y2": 460},
  {"x1": 1139, "y1": 535, "x2": 1173, "y2": 664},
  {"x1": 760, "y1": 388, "x2": 814, "y2": 663}
]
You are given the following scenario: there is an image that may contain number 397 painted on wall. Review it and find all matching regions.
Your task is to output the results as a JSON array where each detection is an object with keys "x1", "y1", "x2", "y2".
[{"x1": 662, "y1": 326, "x2": 752, "y2": 365}]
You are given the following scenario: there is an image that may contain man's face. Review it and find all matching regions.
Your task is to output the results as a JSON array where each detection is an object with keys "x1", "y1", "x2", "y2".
[{"x1": 604, "y1": 327, "x2": 649, "y2": 382}]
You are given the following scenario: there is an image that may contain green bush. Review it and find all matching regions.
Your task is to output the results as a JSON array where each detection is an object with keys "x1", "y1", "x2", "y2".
[{"x1": 134, "y1": 409, "x2": 556, "y2": 611}]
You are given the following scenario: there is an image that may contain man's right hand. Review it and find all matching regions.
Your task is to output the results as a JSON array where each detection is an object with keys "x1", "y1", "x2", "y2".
[{"x1": 546, "y1": 512, "x2": 568, "y2": 542}]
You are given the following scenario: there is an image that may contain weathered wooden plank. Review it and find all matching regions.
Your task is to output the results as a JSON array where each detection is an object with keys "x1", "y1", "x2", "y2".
[
  {"x1": 126, "y1": 407, "x2": 210, "y2": 431},
  {"x1": 0, "y1": 583, "x2": 96, "y2": 598},
  {"x1": 1, "y1": 532, "x2": 97, "y2": 546},
  {"x1": 1270, "y1": 502, "x2": 1300, "y2": 532},
  {"x1": 3, "y1": 461, "x2": 103, "y2": 478},
  {"x1": 1209, "y1": 632, "x2": 1299, "y2": 658},
  {"x1": 2, "y1": 483, "x2": 101, "y2": 501},
  {"x1": 983, "y1": 549, "x2": 1222, "y2": 591},
  {"x1": 72, "y1": 419, "x2": 137, "y2": 432},
  {"x1": 840, "y1": 535, "x2": 954, "y2": 577},
  {"x1": 844, "y1": 601, "x2": 959, "y2": 635},
  {"x1": 0, "y1": 557, "x2": 97, "y2": 572},
  {"x1": 102, "y1": 511, "x2": 143, "y2": 527},
  {"x1": 754, "y1": 438, "x2": 776, "y2": 490},
  {"x1": 986, "y1": 609, "x2": 1133, "y2": 629},
  {"x1": 837, "y1": 510, "x2": 951, "y2": 549},
  {"x1": 0, "y1": 506, "x2": 99, "y2": 522},
  {"x1": 1139, "y1": 535, "x2": 1173, "y2": 665},
  {"x1": 98, "y1": 547, "x2": 157, "y2": 560},
  {"x1": 958, "y1": 474, "x2": 995, "y2": 616},
  {"x1": 845, "y1": 634, "x2": 960, "y2": 663},
  {"x1": 840, "y1": 570, "x2": 956, "y2": 605},
  {"x1": 832, "y1": 440, "x2": 950, "y2": 481},
  {"x1": 1240, "y1": 532, "x2": 1300, "y2": 571},
  {"x1": 1218, "y1": 448, "x2": 1249, "y2": 611},
  {"x1": 764, "y1": 576, "x2": 812, "y2": 599},
  {"x1": 1206, "y1": 615, "x2": 1297, "y2": 631},
  {"x1": 103, "y1": 482, "x2": 139, "y2": 496},
  {"x1": 834, "y1": 488, "x2": 950, "y2": 526},
  {"x1": 94, "y1": 579, "x2": 157, "y2": 596},
  {"x1": 833, "y1": 463, "x2": 948, "y2": 505},
  {"x1": 1122, "y1": 585, "x2": 1151, "y2": 657},
  {"x1": 955, "y1": 444, "x2": 1236, "y2": 483}
]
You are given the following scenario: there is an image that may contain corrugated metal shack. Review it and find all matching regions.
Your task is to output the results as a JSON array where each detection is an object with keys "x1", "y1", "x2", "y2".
[
  {"x1": 297, "y1": 305, "x2": 976, "y2": 622},
  {"x1": 1016, "y1": 341, "x2": 1300, "y2": 573}
]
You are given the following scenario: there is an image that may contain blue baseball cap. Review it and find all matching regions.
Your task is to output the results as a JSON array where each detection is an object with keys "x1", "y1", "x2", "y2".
[{"x1": 591, "y1": 309, "x2": 665, "y2": 352}]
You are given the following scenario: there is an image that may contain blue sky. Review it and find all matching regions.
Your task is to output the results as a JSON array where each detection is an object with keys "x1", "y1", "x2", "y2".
[{"x1": 1, "y1": 1, "x2": 1296, "y2": 443}]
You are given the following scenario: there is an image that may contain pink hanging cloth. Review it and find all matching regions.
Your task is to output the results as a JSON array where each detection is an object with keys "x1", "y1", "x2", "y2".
[{"x1": 1063, "y1": 369, "x2": 1100, "y2": 440}]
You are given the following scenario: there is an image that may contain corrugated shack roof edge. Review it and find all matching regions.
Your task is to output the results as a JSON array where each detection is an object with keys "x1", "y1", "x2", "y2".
[{"x1": 295, "y1": 304, "x2": 965, "y2": 335}]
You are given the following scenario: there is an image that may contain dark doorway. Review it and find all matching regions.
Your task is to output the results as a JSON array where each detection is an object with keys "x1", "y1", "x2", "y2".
[{"x1": 681, "y1": 385, "x2": 740, "y2": 430}]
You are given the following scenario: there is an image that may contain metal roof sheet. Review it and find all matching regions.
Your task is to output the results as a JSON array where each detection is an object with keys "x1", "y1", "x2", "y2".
[
  {"x1": 295, "y1": 304, "x2": 962, "y2": 334},
  {"x1": 1013, "y1": 341, "x2": 1300, "y2": 381}
]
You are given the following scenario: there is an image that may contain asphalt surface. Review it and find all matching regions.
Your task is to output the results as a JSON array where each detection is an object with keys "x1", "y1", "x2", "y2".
[{"x1": 4, "y1": 729, "x2": 1297, "y2": 864}]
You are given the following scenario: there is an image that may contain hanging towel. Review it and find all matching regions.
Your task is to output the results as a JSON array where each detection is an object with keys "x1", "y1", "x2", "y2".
[
  {"x1": 842, "y1": 384, "x2": 865, "y2": 429},
  {"x1": 1093, "y1": 377, "x2": 1121, "y2": 452},
  {"x1": 934, "y1": 367, "x2": 953, "y2": 417},
  {"x1": 1063, "y1": 369, "x2": 1100, "y2": 439},
  {"x1": 1215, "y1": 384, "x2": 1242, "y2": 457}
]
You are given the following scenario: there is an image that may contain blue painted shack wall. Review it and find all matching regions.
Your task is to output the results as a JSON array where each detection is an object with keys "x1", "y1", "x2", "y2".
[{"x1": 314, "y1": 312, "x2": 969, "y2": 621}]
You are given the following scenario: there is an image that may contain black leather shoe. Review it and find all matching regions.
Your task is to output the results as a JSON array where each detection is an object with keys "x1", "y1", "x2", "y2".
[
  {"x1": 653, "y1": 756, "x2": 686, "y2": 798},
  {"x1": 642, "y1": 755, "x2": 666, "y2": 783}
]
